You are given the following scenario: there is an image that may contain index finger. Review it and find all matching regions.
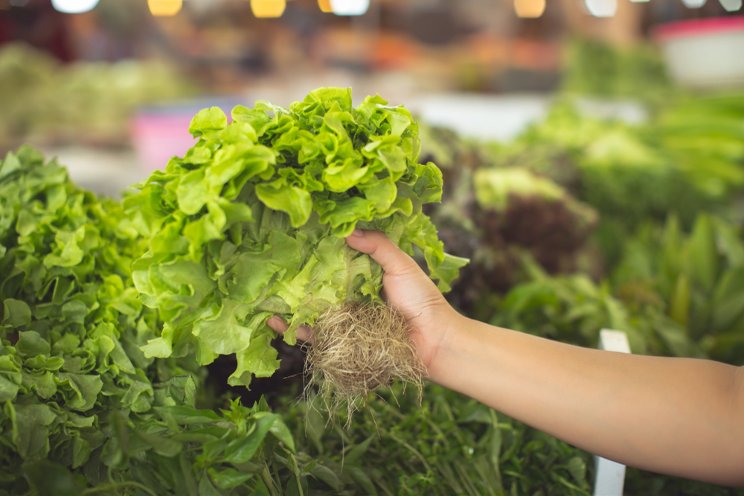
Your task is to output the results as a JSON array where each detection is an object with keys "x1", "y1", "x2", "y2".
[{"x1": 267, "y1": 315, "x2": 313, "y2": 343}]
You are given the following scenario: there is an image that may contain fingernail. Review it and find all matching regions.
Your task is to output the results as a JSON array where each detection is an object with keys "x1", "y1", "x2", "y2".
[{"x1": 350, "y1": 229, "x2": 364, "y2": 237}]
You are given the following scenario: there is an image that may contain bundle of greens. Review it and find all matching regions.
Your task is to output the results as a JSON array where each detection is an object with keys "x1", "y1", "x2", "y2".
[
  {"x1": 655, "y1": 94, "x2": 744, "y2": 203},
  {"x1": 561, "y1": 38, "x2": 673, "y2": 107},
  {"x1": 125, "y1": 88, "x2": 466, "y2": 401},
  {"x1": 427, "y1": 161, "x2": 598, "y2": 316},
  {"x1": 474, "y1": 167, "x2": 597, "y2": 274}
]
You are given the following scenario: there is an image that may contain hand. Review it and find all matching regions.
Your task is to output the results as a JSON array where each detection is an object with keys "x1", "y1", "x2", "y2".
[{"x1": 267, "y1": 230, "x2": 460, "y2": 373}]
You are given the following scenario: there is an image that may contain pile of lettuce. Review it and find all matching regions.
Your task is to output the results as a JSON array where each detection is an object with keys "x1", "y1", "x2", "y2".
[
  {"x1": 0, "y1": 146, "x2": 155, "y2": 491},
  {"x1": 0, "y1": 147, "x2": 162, "y2": 481},
  {"x1": 0, "y1": 148, "x2": 295, "y2": 495},
  {"x1": 126, "y1": 87, "x2": 466, "y2": 388}
]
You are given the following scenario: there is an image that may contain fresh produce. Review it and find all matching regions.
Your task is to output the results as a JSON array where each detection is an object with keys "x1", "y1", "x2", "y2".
[
  {"x1": 0, "y1": 147, "x2": 127, "y2": 490},
  {"x1": 482, "y1": 98, "x2": 744, "y2": 268},
  {"x1": 2, "y1": 80, "x2": 743, "y2": 496},
  {"x1": 473, "y1": 167, "x2": 597, "y2": 273},
  {"x1": 562, "y1": 38, "x2": 673, "y2": 106},
  {"x1": 420, "y1": 126, "x2": 599, "y2": 314},
  {"x1": 0, "y1": 146, "x2": 163, "y2": 494},
  {"x1": 275, "y1": 383, "x2": 592, "y2": 496},
  {"x1": 0, "y1": 43, "x2": 196, "y2": 151},
  {"x1": 654, "y1": 94, "x2": 744, "y2": 203},
  {"x1": 124, "y1": 88, "x2": 466, "y2": 403},
  {"x1": 0, "y1": 147, "x2": 294, "y2": 495},
  {"x1": 491, "y1": 259, "x2": 698, "y2": 358},
  {"x1": 0, "y1": 88, "x2": 468, "y2": 493},
  {"x1": 420, "y1": 93, "x2": 744, "y2": 495},
  {"x1": 493, "y1": 102, "x2": 708, "y2": 224},
  {"x1": 613, "y1": 215, "x2": 744, "y2": 364},
  {"x1": 0, "y1": 45, "x2": 57, "y2": 151}
]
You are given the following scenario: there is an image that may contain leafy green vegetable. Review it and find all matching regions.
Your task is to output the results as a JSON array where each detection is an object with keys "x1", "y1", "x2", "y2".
[
  {"x1": 0, "y1": 147, "x2": 294, "y2": 495},
  {"x1": 655, "y1": 94, "x2": 744, "y2": 200},
  {"x1": 422, "y1": 127, "x2": 600, "y2": 312},
  {"x1": 562, "y1": 38, "x2": 674, "y2": 107},
  {"x1": 3, "y1": 83, "x2": 741, "y2": 496},
  {"x1": 479, "y1": 98, "x2": 744, "y2": 268},
  {"x1": 274, "y1": 383, "x2": 592, "y2": 496},
  {"x1": 0, "y1": 146, "x2": 161, "y2": 492},
  {"x1": 125, "y1": 87, "x2": 467, "y2": 388},
  {"x1": 0, "y1": 43, "x2": 197, "y2": 151},
  {"x1": 490, "y1": 259, "x2": 701, "y2": 358},
  {"x1": 613, "y1": 215, "x2": 744, "y2": 363},
  {"x1": 474, "y1": 167, "x2": 596, "y2": 227},
  {"x1": 474, "y1": 167, "x2": 564, "y2": 209}
]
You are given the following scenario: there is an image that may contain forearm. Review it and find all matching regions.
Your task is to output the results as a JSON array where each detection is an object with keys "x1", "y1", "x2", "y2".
[{"x1": 429, "y1": 313, "x2": 744, "y2": 486}]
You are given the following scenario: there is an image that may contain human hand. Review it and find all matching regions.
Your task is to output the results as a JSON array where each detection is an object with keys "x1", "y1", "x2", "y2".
[
  {"x1": 268, "y1": 230, "x2": 460, "y2": 373},
  {"x1": 344, "y1": 230, "x2": 461, "y2": 371}
]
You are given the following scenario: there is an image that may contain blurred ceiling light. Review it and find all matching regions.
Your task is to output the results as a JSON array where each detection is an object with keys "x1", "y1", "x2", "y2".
[
  {"x1": 147, "y1": 0, "x2": 183, "y2": 16},
  {"x1": 250, "y1": 0, "x2": 286, "y2": 17},
  {"x1": 719, "y1": 0, "x2": 742, "y2": 10},
  {"x1": 513, "y1": 0, "x2": 546, "y2": 17},
  {"x1": 51, "y1": 0, "x2": 99, "y2": 13},
  {"x1": 330, "y1": 0, "x2": 370, "y2": 16},
  {"x1": 681, "y1": 0, "x2": 706, "y2": 6},
  {"x1": 318, "y1": 0, "x2": 333, "y2": 12},
  {"x1": 629, "y1": 0, "x2": 650, "y2": 3},
  {"x1": 584, "y1": 0, "x2": 617, "y2": 17}
]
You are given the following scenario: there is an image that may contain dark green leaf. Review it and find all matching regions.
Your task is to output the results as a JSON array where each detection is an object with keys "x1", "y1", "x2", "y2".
[
  {"x1": 2, "y1": 298, "x2": 31, "y2": 327},
  {"x1": 208, "y1": 466, "x2": 255, "y2": 490}
]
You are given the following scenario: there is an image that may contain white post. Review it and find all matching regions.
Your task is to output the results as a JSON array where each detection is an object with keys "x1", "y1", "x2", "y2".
[{"x1": 593, "y1": 329, "x2": 630, "y2": 496}]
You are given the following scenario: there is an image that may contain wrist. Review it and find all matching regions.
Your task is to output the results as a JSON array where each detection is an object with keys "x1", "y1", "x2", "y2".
[{"x1": 424, "y1": 309, "x2": 468, "y2": 384}]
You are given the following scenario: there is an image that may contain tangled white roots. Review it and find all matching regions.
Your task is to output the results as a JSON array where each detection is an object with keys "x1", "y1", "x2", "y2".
[{"x1": 306, "y1": 302, "x2": 425, "y2": 416}]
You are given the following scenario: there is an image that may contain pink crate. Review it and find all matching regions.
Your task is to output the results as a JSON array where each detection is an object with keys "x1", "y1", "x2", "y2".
[
  {"x1": 131, "y1": 98, "x2": 243, "y2": 171},
  {"x1": 131, "y1": 112, "x2": 196, "y2": 172}
]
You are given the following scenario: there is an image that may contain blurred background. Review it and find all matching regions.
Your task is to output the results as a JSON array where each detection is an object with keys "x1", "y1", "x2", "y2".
[{"x1": 0, "y1": 0, "x2": 741, "y2": 194}]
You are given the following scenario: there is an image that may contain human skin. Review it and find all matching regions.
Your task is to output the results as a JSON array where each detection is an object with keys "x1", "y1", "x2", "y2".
[{"x1": 268, "y1": 230, "x2": 744, "y2": 487}]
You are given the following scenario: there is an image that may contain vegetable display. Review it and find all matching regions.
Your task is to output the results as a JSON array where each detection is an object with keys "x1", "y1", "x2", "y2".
[
  {"x1": 420, "y1": 124, "x2": 599, "y2": 313},
  {"x1": 1, "y1": 79, "x2": 743, "y2": 496}
]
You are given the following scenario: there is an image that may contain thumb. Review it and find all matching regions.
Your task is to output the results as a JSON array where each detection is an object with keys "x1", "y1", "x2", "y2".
[{"x1": 345, "y1": 230, "x2": 419, "y2": 277}]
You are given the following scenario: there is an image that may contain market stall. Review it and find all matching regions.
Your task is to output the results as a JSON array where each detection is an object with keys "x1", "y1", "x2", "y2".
[{"x1": 1, "y1": 1, "x2": 743, "y2": 494}]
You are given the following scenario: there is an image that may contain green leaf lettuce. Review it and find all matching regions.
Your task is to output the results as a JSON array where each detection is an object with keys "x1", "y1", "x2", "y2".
[{"x1": 125, "y1": 88, "x2": 467, "y2": 387}]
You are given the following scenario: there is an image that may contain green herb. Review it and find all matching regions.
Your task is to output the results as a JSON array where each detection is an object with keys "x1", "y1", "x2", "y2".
[{"x1": 274, "y1": 384, "x2": 592, "y2": 496}]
